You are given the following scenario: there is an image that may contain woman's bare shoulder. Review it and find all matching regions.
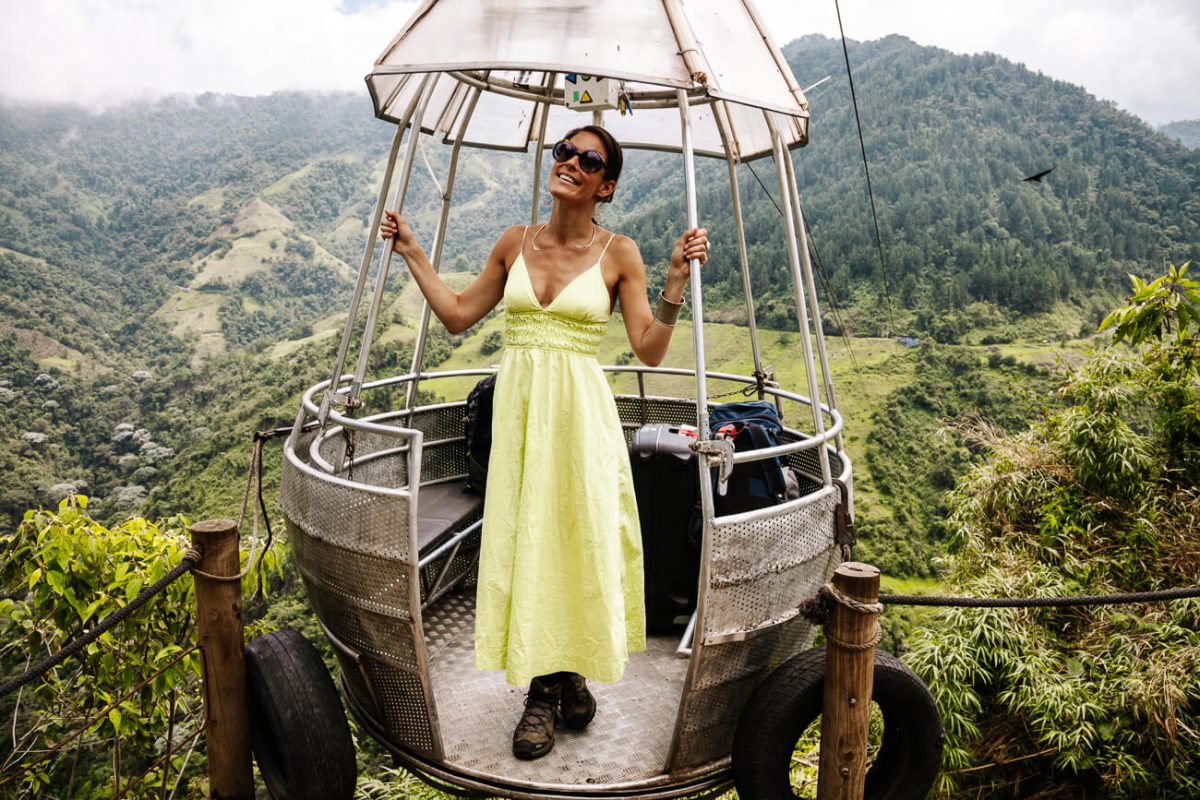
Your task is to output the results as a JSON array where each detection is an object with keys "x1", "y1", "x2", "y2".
[
  {"x1": 604, "y1": 231, "x2": 643, "y2": 267},
  {"x1": 492, "y1": 224, "x2": 529, "y2": 268}
]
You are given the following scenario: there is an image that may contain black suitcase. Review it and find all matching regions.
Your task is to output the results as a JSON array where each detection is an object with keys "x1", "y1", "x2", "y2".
[{"x1": 630, "y1": 424, "x2": 702, "y2": 632}]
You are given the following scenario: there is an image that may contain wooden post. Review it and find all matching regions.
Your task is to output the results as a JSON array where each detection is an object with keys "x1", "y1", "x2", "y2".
[
  {"x1": 191, "y1": 519, "x2": 253, "y2": 800},
  {"x1": 817, "y1": 562, "x2": 882, "y2": 800}
]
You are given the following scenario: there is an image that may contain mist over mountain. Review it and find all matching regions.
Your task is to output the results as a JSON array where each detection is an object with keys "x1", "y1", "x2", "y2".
[{"x1": 1159, "y1": 119, "x2": 1200, "y2": 149}]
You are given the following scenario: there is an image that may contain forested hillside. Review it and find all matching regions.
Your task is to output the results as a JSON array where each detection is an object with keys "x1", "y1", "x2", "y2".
[
  {"x1": 0, "y1": 34, "x2": 1195, "y2": 542},
  {"x1": 622, "y1": 35, "x2": 1198, "y2": 336}
]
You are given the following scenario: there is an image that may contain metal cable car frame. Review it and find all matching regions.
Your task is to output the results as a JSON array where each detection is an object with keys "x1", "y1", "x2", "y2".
[{"x1": 279, "y1": 2, "x2": 853, "y2": 796}]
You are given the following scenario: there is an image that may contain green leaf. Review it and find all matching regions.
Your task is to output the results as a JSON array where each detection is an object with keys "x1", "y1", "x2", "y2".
[
  {"x1": 81, "y1": 597, "x2": 106, "y2": 624},
  {"x1": 27, "y1": 568, "x2": 42, "y2": 589},
  {"x1": 125, "y1": 577, "x2": 144, "y2": 602},
  {"x1": 108, "y1": 707, "x2": 122, "y2": 734},
  {"x1": 154, "y1": 644, "x2": 182, "y2": 662},
  {"x1": 45, "y1": 570, "x2": 65, "y2": 595}
]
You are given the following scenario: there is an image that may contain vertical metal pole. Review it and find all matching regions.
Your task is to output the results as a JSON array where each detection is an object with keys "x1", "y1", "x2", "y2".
[
  {"x1": 530, "y1": 82, "x2": 553, "y2": 225},
  {"x1": 317, "y1": 120, "x2": 407, "y2": 428},
  {"x1": 710, "y1": 108, "x2": 766, "y2": 394},
  {"x1": 190, "y1": 519, "x2": 252, "y2": 800},
  {"x1": 818, "y1": 562, "x2": 881, "y2": 800},
  {"x1": 348, "y1": 74, "x2": 439, "y2": 406},
  {"x1": 783, "y1": 146, "x2": 843, "y2": 453},
  {"x1": 404, "y1": 86, "x2": 482, "y2": 417},
  {"x1": 676, "y1": 86, "x2": 716, "y2": 689},
  {"x1": 767, "y1": 111, "x2": 831, "y2": 483},
  {"x1": 676, "y1": 89, "x2": 710, "y2": 439}
]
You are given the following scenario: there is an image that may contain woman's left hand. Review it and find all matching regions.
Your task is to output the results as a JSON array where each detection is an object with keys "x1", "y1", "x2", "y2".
[{"x1": 669, "y1": 227, "x2": 709, "y2": 274}]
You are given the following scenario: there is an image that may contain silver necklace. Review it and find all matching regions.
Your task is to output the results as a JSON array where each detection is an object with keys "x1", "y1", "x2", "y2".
[{"x1": 531, "y1": 223, "x2": 597, "y2": 251}]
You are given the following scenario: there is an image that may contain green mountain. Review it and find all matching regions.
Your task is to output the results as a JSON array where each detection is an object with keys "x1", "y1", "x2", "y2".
[
  {"x1": 1160, "y1": 118, "x2": 1200, "y2": 149},
  {"x1": 749, "y1": 35, "x2": 1195, "y2": 333},
  {"x1": 0, "y1": 36, "x2": 1195, "y2": 542}
]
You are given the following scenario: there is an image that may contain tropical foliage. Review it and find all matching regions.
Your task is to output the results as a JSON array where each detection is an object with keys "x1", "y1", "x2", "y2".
[
  {"x1": 908, "y1": 265, "x2": 1200, "y2": 797},
  {"x1": 1, "y1": 499, "x2": 201, "y2": 798}
]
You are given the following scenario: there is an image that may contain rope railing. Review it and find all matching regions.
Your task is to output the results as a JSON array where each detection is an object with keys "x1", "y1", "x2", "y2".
[
  {"x1": 801, "y1": 580, "x2": 1200, "y2": 625},
  {"x1": 879, "y1": 585, "x2": 1200, "y2": 608},
  {"x1": 2, "y1": 423, "x2": 291, "y2": 797},
  {"x1": 0, "y1": 548, "x2": 203, "y2": 701}
]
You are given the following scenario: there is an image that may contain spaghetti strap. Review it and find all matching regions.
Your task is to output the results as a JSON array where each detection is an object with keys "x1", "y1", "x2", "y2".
[
  {"x1": 520, "y1": 224, "x2": 531, "y2": 249},
  {"x1": 597, "y1": 232, "x2": 618, "y2": 265}
]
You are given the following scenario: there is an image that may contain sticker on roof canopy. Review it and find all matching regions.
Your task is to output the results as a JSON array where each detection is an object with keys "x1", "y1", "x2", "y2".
[{"x1": 564, "y1": 74, "x2": 617, "y2": 111}]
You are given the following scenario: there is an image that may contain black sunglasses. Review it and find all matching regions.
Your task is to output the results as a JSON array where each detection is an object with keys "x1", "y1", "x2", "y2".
[{"x1": 552, "y1": 140, "x2": 606, "y2": 174}]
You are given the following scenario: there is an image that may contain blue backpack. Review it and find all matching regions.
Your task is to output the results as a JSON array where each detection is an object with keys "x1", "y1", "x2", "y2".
[{"x1": 707, "y1": 400, "x2": 789, "y2": 513}]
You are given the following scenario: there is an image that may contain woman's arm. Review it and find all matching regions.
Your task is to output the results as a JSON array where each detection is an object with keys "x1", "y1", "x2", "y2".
[
  {"x1": 614, "y1": 227, "x2": 708, "y2": 367},
  {"x1": 382, "y1": 210, "x2": 516, "y2": 334}
]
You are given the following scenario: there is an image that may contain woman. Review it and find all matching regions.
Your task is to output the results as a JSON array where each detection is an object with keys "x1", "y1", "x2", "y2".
[{"x1": 382, "y1": 125, "x2": 707, "y2": 760}]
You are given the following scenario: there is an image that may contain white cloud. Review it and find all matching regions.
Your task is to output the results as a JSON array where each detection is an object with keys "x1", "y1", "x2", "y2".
[
  {"x1": 0, "y1": 0, "x2": 420, "y2": 106},
  {"x1": 756, "y1": 0, "x2": 1200, "y2": 124},
  {"x1": 1, "y1": 0, "x2": 1197, "y2": 124}
]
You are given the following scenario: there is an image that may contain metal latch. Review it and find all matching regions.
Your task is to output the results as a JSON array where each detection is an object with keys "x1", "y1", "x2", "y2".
[
  {"x1": 692, "y1": 437, "x2": 736, "y2": 496},
  {"x1": 317, "y1": 388, "x2": 361, "y2": 426},
  {"x1": 832, "y1": 478, "x2": 855, "y2": 554}
]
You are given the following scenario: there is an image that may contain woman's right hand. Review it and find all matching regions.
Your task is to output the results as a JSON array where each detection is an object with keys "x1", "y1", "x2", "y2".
[{"x1": 380, "y1": 210, "x2": 417, "y2": 256}]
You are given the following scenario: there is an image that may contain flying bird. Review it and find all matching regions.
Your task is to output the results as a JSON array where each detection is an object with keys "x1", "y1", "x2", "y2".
[{"x1": 1022, "y1": 165, "x2": 1055, "y2": 183}]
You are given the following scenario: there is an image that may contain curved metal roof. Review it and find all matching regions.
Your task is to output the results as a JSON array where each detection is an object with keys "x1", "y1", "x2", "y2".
[{"x1": 365, "y1": 0, "x2": 810, "y2": 160}]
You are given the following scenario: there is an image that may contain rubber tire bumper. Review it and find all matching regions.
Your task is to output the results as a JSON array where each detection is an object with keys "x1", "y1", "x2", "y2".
[
  {"x1": 732, "y1": 646, "x2": 943, "y2": 800},
  {"x1": 244, "y1": 629, "x2": 357, "y2": 799}
]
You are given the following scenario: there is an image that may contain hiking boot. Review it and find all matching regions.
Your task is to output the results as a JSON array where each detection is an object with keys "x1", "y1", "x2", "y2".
[
  {"x1": 512, "y1": 677, "x2": 560, "y2": 760},
  {"x1": 558, "y1": 672, "x2": 596, "y2": 730}
]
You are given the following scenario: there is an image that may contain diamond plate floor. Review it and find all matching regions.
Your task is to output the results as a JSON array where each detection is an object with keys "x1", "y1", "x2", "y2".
[{"x1": 423, "y1": 590, "x2": 689, "y2": 789}]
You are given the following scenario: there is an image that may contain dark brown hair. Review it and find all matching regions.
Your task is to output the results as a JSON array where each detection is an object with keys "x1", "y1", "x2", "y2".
[{"x1": 563, "y1": 125, "x2": 623, "y2": 203}]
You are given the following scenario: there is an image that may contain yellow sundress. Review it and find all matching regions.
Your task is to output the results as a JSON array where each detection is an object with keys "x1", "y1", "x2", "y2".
[{"x1": 474, "y1": 231, "x2": 646, "y2": 687}]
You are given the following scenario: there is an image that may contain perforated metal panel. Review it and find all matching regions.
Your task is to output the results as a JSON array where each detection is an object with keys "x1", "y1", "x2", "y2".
[
  {"x1": 664, "y1": 490, "x2": 838, "y2": 772},
  {"x1": 422, "y1": 441, "x2": 466, "y2": 483},
  {"x1": 281, "y1": 430, "x2": 443, "y2": 761},
  {"x1": 281, "y1": 452, "x2": 414, "y2": 563},
  {"x1": 409, "y1": 405, "x2": 471, "y2": 482},
  {"x1": 666, "y1": 614, "x2": 817, "y2": 770},
  {"x1": 783, "y1": 430, "x2": 840, "y2": 491},
  {"x1": 316, "y1": 427, "x2": 412, "y2": 488},
  {"x1": 704, "y1": 489, "x2": 839, "y2": 640},
  {"x1": 615, "y1": 395, "x2": 697, "y2": 431},
  {"x1": 409, "y1": 404, "x2": 469, "y2": 442},
  {"x1": 291, "y1": 523, "x2": 413, "y2": 619},
  {"x1": 301, "y1": 563, "x2": 420, "y2": 669}
]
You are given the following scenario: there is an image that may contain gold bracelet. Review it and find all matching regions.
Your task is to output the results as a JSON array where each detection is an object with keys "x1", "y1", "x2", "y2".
[{"x1": 654, "y1": 291, "x2": 684, "y2": 326}]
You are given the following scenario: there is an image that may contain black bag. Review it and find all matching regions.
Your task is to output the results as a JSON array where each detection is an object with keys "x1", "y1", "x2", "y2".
[
  {"x1": 708, "y1": 401, "x2": 790, "y2": 515},
  {"x1": 463, "y1": 374, "x2": 497, "y2": 495},
  {"x1": 630, "y1": 424, "x2": 702, "y2": 632}
]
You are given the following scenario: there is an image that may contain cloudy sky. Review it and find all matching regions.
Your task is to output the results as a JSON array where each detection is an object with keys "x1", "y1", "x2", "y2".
[{"x1": 1, "y1": 0, "x2": 1196, "y2": 125}]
